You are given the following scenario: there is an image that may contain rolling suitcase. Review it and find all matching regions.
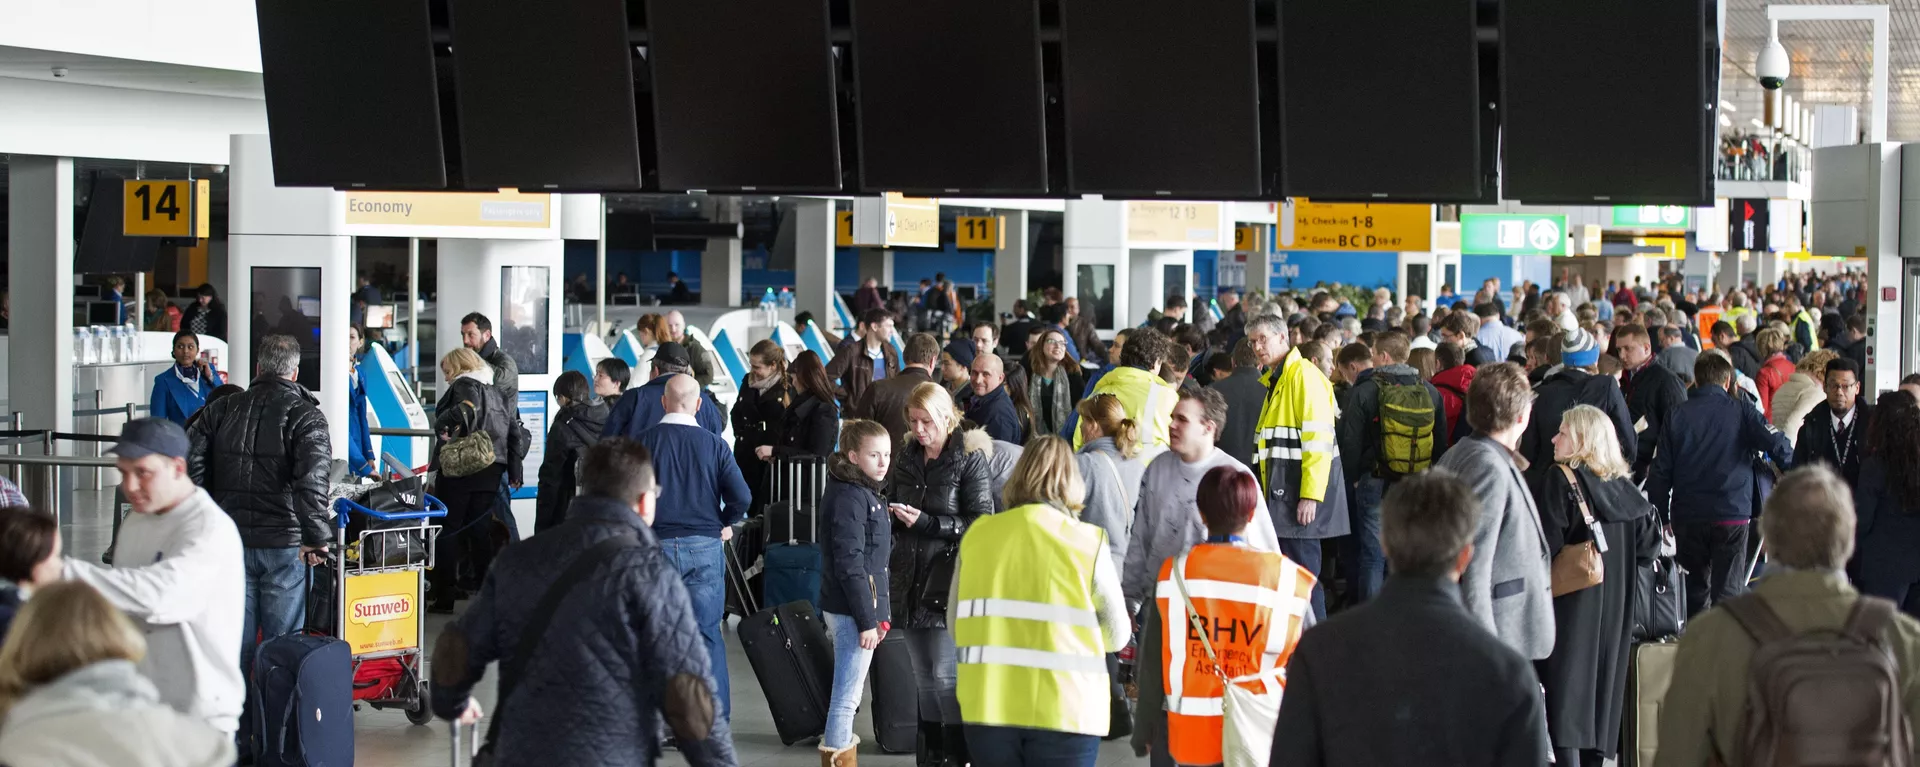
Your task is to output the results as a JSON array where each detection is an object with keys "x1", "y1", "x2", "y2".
[
  {"x1": 251, "y1": 634, "x2": 354, "y2": 766},
  {"x1": 725, "y1": 518, "x2": 766, "y2": 619},
  {"x1": 868, "y1": 631, "x2": 919, "y2": 753},
  {"x1": 727, "y1": 540, "x2": 835, "y2": 746},
  {"x1": 763, "y1": 543, "x2": 822, "y2": 610},
  {"x1": 765, "y1": 455, "x2": 828, "y2": 546},
  {"x1": 1622, "y1": 641, "x2": 1679, "y2": 767}
]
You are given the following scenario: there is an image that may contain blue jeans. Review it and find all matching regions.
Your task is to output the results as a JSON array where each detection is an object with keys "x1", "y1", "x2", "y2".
[
  {"x1": 822, "y1": 612, "x2": 877, "y2": 749},
  {"x1": 1339, "y1": 477, "x2": 1387, "y2": 605},
  {"x1": 661, "y1": 535, "x2": 729, "y2": 720},
  {"x1": 965, "y1": 724, "x2": 1100, "y2": 767},
  {"x1": 1277, "y1": 537, "x2": 1325, "y2": 620}
]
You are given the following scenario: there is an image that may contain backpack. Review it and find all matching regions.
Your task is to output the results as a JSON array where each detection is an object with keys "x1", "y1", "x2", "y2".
[
  {"x1": 1724, "y1": 594, "x2": 1913, "y2": 767},
  {"x1": 1375, "y1": 379, "x2": 1438, "y2": 477}
]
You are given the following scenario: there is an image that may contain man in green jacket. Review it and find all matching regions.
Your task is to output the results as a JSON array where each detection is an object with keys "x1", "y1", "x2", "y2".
[{"x1": 1657, "y1": 465, "x2": 1920, "y2": 766}]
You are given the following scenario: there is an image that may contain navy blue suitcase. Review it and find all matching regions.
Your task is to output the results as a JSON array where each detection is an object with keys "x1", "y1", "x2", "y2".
[
  {"x1": 252, "y1": 633, "x2": 354, "y2": 766},
  {"x1": 763, "y1": 543, "x2": 821, "y2": 610}
]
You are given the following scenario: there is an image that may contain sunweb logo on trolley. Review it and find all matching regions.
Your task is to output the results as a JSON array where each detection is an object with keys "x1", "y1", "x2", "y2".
[{"x1": 349, "y1": 594, "x2": 414, "y2": 626}]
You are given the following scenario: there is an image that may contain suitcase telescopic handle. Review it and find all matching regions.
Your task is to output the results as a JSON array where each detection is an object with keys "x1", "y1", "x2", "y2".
[{"x1": 450, "y1": 719, "x2": 478, "y2": 767}]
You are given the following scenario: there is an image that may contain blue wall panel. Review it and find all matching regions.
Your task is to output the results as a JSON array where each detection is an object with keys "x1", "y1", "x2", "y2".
[
  {"x1": 1269, "y1": 251, "x2": 1397, "y2": 293},
  {"x1": 1459, "y1": 255, "x2": 1513, "y2": 298}
]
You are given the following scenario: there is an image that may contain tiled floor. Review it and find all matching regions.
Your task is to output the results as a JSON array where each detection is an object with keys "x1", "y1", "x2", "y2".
[{"x1": 63, "y1": 489, "x2": 1148, "y2": 766}]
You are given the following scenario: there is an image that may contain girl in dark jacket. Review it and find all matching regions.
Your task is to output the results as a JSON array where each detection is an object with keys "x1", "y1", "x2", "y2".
[
  {"x1": 1531, "y1": 405, "x2": 1661, "y2": 767},
  {"x1": 733, "y1": 341, "x2": 789, "y2": 517},
  {"x1": 1854, "y1": 390, "x2": 1920, "y2": 616},
  {"x1": 883, "y1": 382, "x2": 995, "y2": 765},
  {"x1": 758, "y1": 350, "x2": 839, "y2": 462},
  {"x1": 534, "y1": 371, "x2": 608, "y2": 534},
  {"x1": 818, "y1": 419, "x2": 894, "y2": 763},
  {"x1": 0, "y1": 507, "x2": 61, "y2": 640},
  {"x1": 429, "y1": 348, "x2": 517, "y2": 612}
]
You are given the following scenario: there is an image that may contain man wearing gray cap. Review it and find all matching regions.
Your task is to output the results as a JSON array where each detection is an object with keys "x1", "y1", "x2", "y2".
[{"x1": 64, "y1": 417, "x2": 247, "y2": 736}]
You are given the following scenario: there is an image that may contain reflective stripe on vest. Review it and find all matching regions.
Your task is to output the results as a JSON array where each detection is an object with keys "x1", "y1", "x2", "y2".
[
  {"x1": 1157, "y1": 545, "x2": 1315, "y2": 767},
  {"x1": 953, "y1": 503, "x2": 1111, "y2": 736}
]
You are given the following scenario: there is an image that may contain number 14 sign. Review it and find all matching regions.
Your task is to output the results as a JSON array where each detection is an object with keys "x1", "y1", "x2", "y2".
[{"x1": 123, "y1": 179, "x2": 211, "y2": 238}]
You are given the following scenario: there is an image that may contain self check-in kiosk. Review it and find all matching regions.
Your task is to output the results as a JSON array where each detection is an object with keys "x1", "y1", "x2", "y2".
[{"x1": 358, "y1": 343, "x2": 431, "y2": 472}]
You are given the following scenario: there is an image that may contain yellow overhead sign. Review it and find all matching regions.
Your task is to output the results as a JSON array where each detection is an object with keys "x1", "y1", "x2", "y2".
[
  {"x1": 1231, "y1": 226, "x2": 1261, "y2": 252},
  {"x1": 1281, "y1": 199, "x2": 1432, "y2": 252},
  {"x1": 836, "y1": 210, "x2": 854, "y2": 247},
  {"x1": 123, "y1": 179, "x2": 210, "y2": 238},
  {"x1": 853, "y1": 193, "x2": 940, "y2": 248},
  {"x1": 1125, "y1": 201, "x2": 1224, "y2": 248},
  {"x1": 955, "y1": 216, "x2": 1002, "y2": 249},
  {"x1": 343, "y1": 190, "x2": 550, "y2": 229}
]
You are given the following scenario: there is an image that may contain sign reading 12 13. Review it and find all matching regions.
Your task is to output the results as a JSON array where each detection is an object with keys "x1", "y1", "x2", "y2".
[
  {"x1": 1460, "y1": 214, "x2": 1568, "y2": 256},
  {"x1": 1611, "y1": 205, "x2": 1692, "y2": 228}
]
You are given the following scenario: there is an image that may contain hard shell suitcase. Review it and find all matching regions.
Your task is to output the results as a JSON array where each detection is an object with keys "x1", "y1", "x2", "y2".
[
  {"x1": 765, "y1": 455, "x2": 828, "y2": 545},
  {"x1": 252, "y1": 633, "x2": 355, "y2": 766},
  {"x1": 727, "y1": 540, "x2": 835, "y2": 745},
  {"x1": 868, "y1": 630, "x2": 919, "y2": 753},
  {"x1": 1622, "y1": 641, "x2": 1679, "y2": 767}
]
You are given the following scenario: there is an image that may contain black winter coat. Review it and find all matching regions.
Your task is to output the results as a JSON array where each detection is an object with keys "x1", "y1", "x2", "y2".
[
  {"x1": 430, "y1": 497, "x2": 736, "y2": 766},
  {"x1": 775, "y1": 392, "x2": 839, "y2": 459},
  {"x1": 1792, "y1": 400, "x2": 1869, "y2": 487},
  {"x1": 187, "y1": 377, "x2": 333, "y2": 549},
  {"x1": 434, "y1": 376, "x2": 527, "y2": 483},
  {"x1": 819, "y1": 455, "x2": 892, "y2": 631},
  {"x1": 1621, "y1": 360, "x2": 1688, "y2": 483},
  {"x1": 535, "y1": 399, "x2": 609, "y2": 533},
  {"x1": 1520, "y1": 367, "x2": 1637, "y2": 485},
  {"x1": 1729, "y1": 337, "x2": 1764, "y2": 381},
  {"x1": 883, "y1": 432, "x2": 994, "y2": 628},
  {"x1": 732, "y1": 381, "x2": 789, "y2": 517}
]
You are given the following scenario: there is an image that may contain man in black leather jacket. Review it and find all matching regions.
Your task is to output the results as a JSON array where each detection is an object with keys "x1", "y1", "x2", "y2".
[{"x1": 186, "y1": 335, "x2": 331, "y2": 745}]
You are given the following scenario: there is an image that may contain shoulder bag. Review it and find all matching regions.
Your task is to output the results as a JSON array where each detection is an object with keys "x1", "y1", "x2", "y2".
[
  {"x1": 440, "y1": 398, "x2": 496, "y2": 478},
  {"x1": 1550, "y1": 464, "x2": 1606, "y2": 597},
  {"x1": 474, "y1": 529, "x2": 637, "y2": 765}
]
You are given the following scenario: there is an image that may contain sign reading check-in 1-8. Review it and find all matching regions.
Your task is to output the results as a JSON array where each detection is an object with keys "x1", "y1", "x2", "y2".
[{"x1": 123, "y1": 179, "x2": 212, "y2": 239}]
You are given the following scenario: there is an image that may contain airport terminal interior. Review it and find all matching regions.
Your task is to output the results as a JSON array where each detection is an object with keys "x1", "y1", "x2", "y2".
[{"x1": 4, "y1": 0, "x2": 1920, "y2": 766}]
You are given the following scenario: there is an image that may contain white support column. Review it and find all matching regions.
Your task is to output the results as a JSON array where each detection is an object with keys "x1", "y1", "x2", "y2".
[
  {"x1": 993, "y1": 210, "x2": 1030, "y2": 316},
  {"x1": 792, "y1": 199, "x2": 837, "y2": 328},
  {"x1": 702, "y1": 196, "x2": 743, "y2": 309},
  {"x1": 1063, "y1": 200, "x2": 1126, "y2": 332},
  {"x1": 1716, "y1": 251, "x2": 1744, "y2": 295},
  {"x1": 858, "y1": 249, "x2": 895, "y2": 292},
  {"x1": 6, "y1": 155, "x2": 75, "y2": 450},
  {"x1": 1683, "y1": 248, "x2": 1714, "y2": 291},
  {"x1": 1756, "y1": 252, "x2": 1781, "y2": 292}
]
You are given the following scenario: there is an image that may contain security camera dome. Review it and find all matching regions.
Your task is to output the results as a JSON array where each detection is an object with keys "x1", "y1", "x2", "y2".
[{"x1": 1757, "y1": 39, "x2": 1790, "y2": 90}]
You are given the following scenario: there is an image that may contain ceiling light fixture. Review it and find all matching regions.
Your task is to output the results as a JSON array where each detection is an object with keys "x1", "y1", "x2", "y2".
[{"x1": 1720, "y1": 99, "x2": 1737, "y2": 112}]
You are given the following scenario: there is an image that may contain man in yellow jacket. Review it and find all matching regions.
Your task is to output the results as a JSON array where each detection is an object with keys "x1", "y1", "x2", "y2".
[
  {"x1": 1246, "y1": 314, "x2": 1349, "y2": 618},
  {"x1": 1073, "y1": 328, "x2": 1179, "y2": 450}
]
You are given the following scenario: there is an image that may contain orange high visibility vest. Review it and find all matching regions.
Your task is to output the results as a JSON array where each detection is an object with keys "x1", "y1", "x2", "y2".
[
  {"x1": 1155, "y1": 543, "x2": 1314, "y2": 767},
  {"x1": 1696, "y1": 306, "x2": 1724, "y2": 350}
]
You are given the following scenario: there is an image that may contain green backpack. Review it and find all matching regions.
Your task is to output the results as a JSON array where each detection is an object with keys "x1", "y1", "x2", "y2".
[{"x1": 1376, "y1": 380, "x2": 1437, "y2": 477}]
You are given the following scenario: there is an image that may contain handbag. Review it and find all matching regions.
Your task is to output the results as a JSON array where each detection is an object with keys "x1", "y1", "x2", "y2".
[
  {"x1": 1549, "y1": 465, "x2": 1606, "y2": 597},
  {"x1": 440, "y1": 399, "x2": 496, "y2": 479},
  {"x1": 1633, "y1": 527, "x2": 1688, "y2": 641},
  {"x1": 1172, "y1": 553, "x2": 1282, "y2": 767}
]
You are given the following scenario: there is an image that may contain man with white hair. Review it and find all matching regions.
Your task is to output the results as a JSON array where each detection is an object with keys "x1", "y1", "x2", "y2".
[
  {"x1": 663, "y1": 310, "x2": 714, "y2": 387},
  {"x1": 634, "y1": 374, "x2": 750, "y2": 721}
]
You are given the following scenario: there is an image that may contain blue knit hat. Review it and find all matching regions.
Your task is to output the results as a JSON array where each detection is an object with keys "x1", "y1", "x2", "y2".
[{"x1": 1561, "y1": 328, "x2": 1600, "y2": 367}]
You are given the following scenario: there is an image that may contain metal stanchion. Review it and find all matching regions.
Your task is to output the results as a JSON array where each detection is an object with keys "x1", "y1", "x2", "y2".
[
  {"x1": 90, "y1": 391, "x2": 104, "y2": 490},
  {"x1": 7, "y1": 412, "x2": 20, "y2": 485}
]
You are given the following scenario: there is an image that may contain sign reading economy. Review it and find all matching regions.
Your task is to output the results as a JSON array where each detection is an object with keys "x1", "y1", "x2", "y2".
[
  {"x1": 1460, "y1": 214, "x2": 1569, "y2": 256},
  {"x1": 343, "y1": 190, "x2": 551, "y2": 229}
]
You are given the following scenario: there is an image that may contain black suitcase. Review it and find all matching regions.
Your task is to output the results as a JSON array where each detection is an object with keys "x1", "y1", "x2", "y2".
[
  {"x1": 765, "y1": 455, "x2": 828, "y2": 545},
  {"x1": 728, "y1": 541, "x2": 834, "y2": 745},
  {"x1": 724, "y1": 518, "x2": 766, "y2": 619},
  {"x1": 868, "y1": 630, "x2": 919, "y2": 753}
]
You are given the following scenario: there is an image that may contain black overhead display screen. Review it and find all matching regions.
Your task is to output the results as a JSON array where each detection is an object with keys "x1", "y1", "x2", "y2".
[
  {"x1": 645, "y1": 0, "x2": 842, "y2": 192},
  {"x1": 1280, "y1": 0, "x2": 1483, "y2": 202},
  {"x1": 1058, "y1": 0, "x2": 1263, "y2": 198},
  {"x1": 1502, "y1": 0, "x2": 1714, "y2": 205},
  {"x1": 850, "y1": 0, "x2": 1049, "y2": 195},
  {"x1": 448, "y1": 0, "x2": 642, "y2": 190},
  {"x1": 254, "y1": 0, "x2": 445, "y2": 189}
]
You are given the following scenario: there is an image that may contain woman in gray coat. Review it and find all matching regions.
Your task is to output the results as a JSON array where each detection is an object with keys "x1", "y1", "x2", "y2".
[{"x1": 1074, "y1": 393, "x2": 1163, "y2": 565}]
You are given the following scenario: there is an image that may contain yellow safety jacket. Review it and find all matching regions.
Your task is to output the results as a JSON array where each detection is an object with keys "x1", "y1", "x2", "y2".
[
  {"x1": 953, "y1": 503, "x2": 1111, "y2": 736},
  {"x1": 1255, "y1": 348, "x2": 1339, "y2": 506},
  {"x1": 1791, "y1": 309, "x2": 1821, "y2": 351},
  {"x1": 1073, "y1": 365, "x2": 1178, "y2": 450}
]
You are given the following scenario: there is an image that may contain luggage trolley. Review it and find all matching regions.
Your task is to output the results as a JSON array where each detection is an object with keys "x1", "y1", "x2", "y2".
[{"x1": 327, "y1": 490, "x2": 446, "y2": 725}]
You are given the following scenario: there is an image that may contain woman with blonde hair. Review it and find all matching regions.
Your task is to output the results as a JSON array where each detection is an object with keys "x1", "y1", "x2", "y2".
[
  {"x1": 1531, "y1": 405, "x2": 1660, "y2": 767},
  {"x1": 1075, "y1": 393, "x2": 1161, "y2": 565},
  {"x1": 883, "y1": 382, "x2": 994, "y2": 766},
  {"x1": 0, "y1": 582, "x2": 233, "y2": 766},
  {"x1": 429, "y1": 347, "x2": 522, "y2": 613},
  {"x1": 949, "y1": 436, "x2": 1130, "y2": 766},
  {"x1": 1771, "y1": 347, "x2": 1840, "y2": 444}
]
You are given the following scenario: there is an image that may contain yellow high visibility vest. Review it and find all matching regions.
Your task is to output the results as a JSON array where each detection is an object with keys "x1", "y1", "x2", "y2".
[
  {"x1": 1073, "y1": 366, "x2": 1178, "y2": 450},
  {"x1": 953, "y1": 503, "x2": 1111, "y2": 736}
]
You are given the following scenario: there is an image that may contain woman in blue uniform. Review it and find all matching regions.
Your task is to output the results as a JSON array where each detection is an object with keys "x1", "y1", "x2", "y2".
[
  {"x1": 347, "y1": 325, "x2": 377, "y2": 477},
  {"x1": 148, "y1": 331, "x2": 222, "y2": 425}
]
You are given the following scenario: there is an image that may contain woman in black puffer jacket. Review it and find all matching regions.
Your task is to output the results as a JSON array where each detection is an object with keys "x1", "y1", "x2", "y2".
[
  {"x1": 534, "y1": 371, "x2": 608, "y2": 534},
  {"x1": 882, "y1": 382, "x2": 994, "y2": 766},
  {"x1": 429, "y1": 348, "x2": 520, "y2": 612}
]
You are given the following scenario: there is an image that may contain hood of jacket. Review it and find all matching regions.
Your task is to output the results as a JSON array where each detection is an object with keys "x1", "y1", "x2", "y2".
[
  {"x1": 1370, "y1": 363, "x2": 1420, "y2": 384},
  {"x1": 1568, "y1": 465, "x2": 1653, "y2": 523},
  {"x1": 558, "y1": 399, "x2": 609, "y2": 436},
  {"x1": 1432, "y1": 364, "x2": 1475, "y2": 392},
  {"x1": 5, "y1": 661, "x2": 161, "y2": 726}
]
